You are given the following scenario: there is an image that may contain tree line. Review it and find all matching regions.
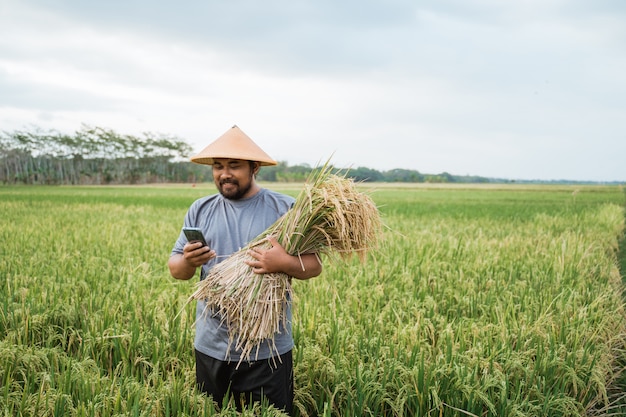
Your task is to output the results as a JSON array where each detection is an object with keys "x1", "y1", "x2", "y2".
[
  {"x1": 0, "y1": 126, "x2": 208, "y2": 185},
  {"x1": 0, "y1": 126, "x2": 491, "y2": 185}
]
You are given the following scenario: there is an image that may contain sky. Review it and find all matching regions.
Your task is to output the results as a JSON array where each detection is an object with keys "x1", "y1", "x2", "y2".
[{"x1": 1, "y1": 0, "x2": 624, "y2": 182}]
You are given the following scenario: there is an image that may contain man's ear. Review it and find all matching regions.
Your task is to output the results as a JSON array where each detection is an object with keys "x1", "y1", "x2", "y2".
[{"x1": 251, "y1": 161, "x2": 261, "y2": 176}]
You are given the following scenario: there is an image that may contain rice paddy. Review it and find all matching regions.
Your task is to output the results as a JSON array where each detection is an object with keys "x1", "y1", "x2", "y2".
[{"x1": 1, "y1": 183, "x2": 625, "y2": 416}]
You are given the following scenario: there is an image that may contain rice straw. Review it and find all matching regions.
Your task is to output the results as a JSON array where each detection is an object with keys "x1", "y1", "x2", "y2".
[{"x1": 190, "y1": 161, "x2": 382, "y2": 363}]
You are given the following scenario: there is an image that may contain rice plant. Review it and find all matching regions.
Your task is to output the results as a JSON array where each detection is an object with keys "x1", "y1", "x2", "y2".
[{"x1": 0, "y1": 183, "x2": 624, "y2": 416}]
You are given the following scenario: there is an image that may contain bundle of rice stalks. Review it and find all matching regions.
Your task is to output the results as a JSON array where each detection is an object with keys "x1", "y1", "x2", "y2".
[{"x1": 190, "y1": 162, "x2": 382, "y2": 362}]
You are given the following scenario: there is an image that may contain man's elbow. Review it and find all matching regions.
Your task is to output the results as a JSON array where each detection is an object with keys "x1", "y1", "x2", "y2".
[
  {"x1": 296, "y1": 258, "x2": 323, "y2": 280},
  {"x1": 309, "y1": 263, "x2": 323, "y2": 279}
]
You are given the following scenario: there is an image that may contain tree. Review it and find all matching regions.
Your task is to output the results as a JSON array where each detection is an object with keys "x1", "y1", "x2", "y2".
[
  {"x1": 0, "y1": 126, "x2": 196, "y2": 185},
  {"x1": 347, "y1": 166, "x2": 384, "y2": 182}
]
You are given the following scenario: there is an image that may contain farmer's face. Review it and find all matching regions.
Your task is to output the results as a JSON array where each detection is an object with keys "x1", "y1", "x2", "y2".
[{"x1": 212, "y1": 158, "x2": 260, "y2": 200}]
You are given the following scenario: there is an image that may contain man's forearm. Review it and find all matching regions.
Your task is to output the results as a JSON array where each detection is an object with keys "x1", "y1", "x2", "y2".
[
  {"x1": 168, "y1": 253, "x2": 198, "y2": 280},
  {"x1": 286, "y1": 253, "x2": 322, "y2": 280}
]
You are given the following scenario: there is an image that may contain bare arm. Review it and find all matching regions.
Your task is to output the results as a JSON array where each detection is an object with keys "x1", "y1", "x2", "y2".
[
  {"x1": 245, "y1": 236, "x2": 323, "y2": 280},
  {"x1": 168, "y1": 242, "x2": 216, "y2": 280}
]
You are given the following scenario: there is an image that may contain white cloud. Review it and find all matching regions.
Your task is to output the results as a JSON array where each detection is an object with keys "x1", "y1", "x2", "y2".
[{"x1": 0, "y1": 0, "x2": 624, "y2": 181}]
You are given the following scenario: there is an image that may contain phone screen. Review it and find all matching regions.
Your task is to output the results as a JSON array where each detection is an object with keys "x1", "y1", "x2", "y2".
[{"x1": 182, "y1": 227, "x2": 208, "y2": 247}]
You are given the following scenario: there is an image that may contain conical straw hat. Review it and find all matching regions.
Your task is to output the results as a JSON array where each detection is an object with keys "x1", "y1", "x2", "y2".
[{"x1": 191, "y1": 125, "x2": 277, "y2": 166}]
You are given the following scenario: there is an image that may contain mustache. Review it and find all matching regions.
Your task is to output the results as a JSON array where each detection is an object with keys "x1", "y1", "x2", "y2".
[{"x1": 220, "y1": 179, "x2": 238, "y2": 186}]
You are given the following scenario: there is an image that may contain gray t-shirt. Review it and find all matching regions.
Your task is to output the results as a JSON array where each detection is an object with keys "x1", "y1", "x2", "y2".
[{"x1": 171, "y1": 188, "x2": 296, "y2": 362}]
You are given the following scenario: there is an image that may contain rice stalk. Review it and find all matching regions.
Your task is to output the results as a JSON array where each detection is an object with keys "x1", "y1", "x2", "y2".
[{"x1": 190, "y1": 162, "x2": 382, "y2": 363}]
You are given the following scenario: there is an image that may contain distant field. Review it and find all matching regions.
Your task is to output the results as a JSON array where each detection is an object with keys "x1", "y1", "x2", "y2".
[{"x1": 1, "y1": 183, "x2": 625, "y2": 416}]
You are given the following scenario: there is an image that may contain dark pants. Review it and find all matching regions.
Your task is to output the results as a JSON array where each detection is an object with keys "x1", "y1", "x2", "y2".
[{"x1": 195, "y1": 349, "x2": 294, "y2": 415}]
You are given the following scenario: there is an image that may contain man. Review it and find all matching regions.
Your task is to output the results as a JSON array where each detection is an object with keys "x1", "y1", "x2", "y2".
[{"x1": 168, "y1": 125, "x2": 322, "y2": 414}]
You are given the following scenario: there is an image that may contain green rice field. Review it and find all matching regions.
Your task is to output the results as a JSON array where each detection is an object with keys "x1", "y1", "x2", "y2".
[{"x1": 1, "y1": 183, "x2": 625, "y2": 416}]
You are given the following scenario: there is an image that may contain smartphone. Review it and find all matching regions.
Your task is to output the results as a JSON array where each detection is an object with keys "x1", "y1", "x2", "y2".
[{"x1": 182, "y1": 227, "x2": 208, "y2": 247}]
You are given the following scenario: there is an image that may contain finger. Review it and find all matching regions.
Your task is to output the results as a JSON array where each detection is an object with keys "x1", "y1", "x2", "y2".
[
  {"x1": 266, "y1": 235, "x2": 279, "y2": 247},
  {"x1": 188, "y1": 246, "x2": 211, "y2": 259},
  {"x1": 190, "y1": 247, "x2": 207, "y2": 257},
  {"x1": 185, "y1": 241, "x2": 204, "y2": 253}
]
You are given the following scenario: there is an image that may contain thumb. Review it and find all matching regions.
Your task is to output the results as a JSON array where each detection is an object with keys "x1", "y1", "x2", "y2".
[{"x1": 266, "y1": 235, "x2": 280, "y2": 247}]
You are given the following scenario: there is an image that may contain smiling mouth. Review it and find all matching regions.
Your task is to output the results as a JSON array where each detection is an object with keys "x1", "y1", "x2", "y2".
[{"x1": 220, "y1": 181, "x2": 238, "y2": 190}]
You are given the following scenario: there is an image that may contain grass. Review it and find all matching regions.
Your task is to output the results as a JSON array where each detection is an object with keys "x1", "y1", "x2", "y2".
[{"x1": 0, "y1": 183, "x2": 624, "y2": 416}]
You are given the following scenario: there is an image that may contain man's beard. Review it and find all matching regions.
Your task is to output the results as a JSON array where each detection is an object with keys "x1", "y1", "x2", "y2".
[{"x1": 218, "y1": 178, "x2": 253, "y2": 200}]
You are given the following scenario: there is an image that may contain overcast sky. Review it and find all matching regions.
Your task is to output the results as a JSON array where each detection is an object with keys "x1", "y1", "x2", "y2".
[{"x1": 1, "y1": 0, "x2": 624, "y2": 181}]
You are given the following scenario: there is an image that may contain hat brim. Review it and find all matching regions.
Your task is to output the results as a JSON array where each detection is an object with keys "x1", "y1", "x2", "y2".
[{"x1": 191, "y1": 156, "x2": 277, "y2": 166}]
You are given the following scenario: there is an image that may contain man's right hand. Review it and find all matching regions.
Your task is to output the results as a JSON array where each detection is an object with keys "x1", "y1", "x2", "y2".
[
  {"x1": 183, "y1": 241, "x2": 216, "y2": 267},
  {"x1": 168, "y1": 243, "x2": 216, "y2": 280}
]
